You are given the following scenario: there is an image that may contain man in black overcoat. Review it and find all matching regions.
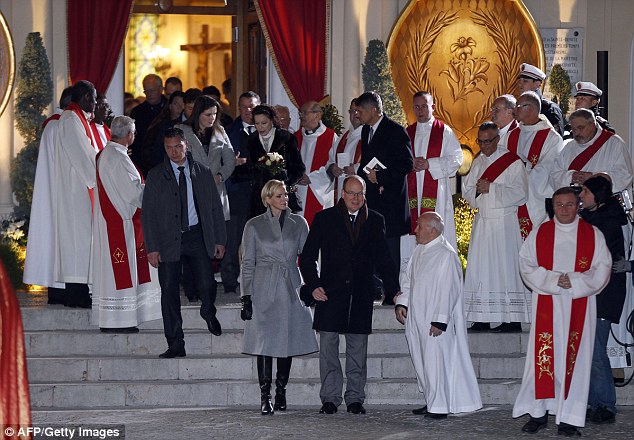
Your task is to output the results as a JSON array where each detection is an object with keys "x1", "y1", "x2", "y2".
[{"x1": 299, "y1": 175, "x2": 400, "y2": 415}]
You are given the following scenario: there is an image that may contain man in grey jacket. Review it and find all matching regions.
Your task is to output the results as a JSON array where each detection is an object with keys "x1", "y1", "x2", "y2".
[{"x1": 142, "y1": 127, "x2": 227, "y2": 358}]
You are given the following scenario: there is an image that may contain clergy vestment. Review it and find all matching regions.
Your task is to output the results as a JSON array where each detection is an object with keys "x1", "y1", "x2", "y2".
[
  {"x1": 498, "y1": 119, "x2": 519, "y2": 145},
  {"x1": 463, "y1": 148, "x2": 531, "y2": 323},
  {"x1": 500, "y1": 120, "x2": 563, "y2": 227},
  {"x1": 90, "y1": 120, "x2": 111, "y2": 152},
  {"x1": 295, "y1": 123, "x2": 338, "y2": 225},
  {"x1": 332, "y1": 125, "x2": 362, "y2": 201},
  {"x1": 514, "y1": 217, "x2": 611, "y2": 428},
  {"x1": 397, "y1": 235, "x2": 482, "y2": 414},
  {"x1": 52, "y1": 105, "x2": 99, "y2": 284},
  {"x1": 92, "y1": 141, "x2": 162, "y2": 328},
  {"x1": 23, "y1": 109, "x2": 65, "y2": 288},
  {"x1": 400, "y1": 118, "x2": 462, "y2": 274}
]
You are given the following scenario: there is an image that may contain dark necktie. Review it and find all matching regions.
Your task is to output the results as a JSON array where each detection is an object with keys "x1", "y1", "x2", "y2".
[
  {"x1": 368, "y1": 127, "x2": 374, "y2": 143},
  {"x1": 178, "y1": 166, "x2": 189, "y2": 231},
  {"x1": 247, "y1": 125, "x2": 255, "y2": 135},
  {"x1": 349, "y1": 214, "x2": 355, "y2": 227}
]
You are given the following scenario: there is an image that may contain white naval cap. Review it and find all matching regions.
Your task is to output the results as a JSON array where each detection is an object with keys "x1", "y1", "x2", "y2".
[
  {"x1": 574, "y1": 81, "x2": 602, "y2": 97},
  {"x1": 518, "y1": 63, "x2": 546, "y2": 81}
]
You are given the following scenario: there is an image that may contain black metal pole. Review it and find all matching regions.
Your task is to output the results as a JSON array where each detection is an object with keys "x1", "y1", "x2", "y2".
[{"x1": 597, "y1": 51, "x2": 608, "y2": 119}]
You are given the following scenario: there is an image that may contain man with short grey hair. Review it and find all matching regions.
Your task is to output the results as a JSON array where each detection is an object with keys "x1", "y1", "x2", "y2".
[
  {"x1": 92, "y1": 116, "x2": 162, "y2": 333},
  {"x1": 490, "y1": 94, "x2": 518, "y2": 141}
]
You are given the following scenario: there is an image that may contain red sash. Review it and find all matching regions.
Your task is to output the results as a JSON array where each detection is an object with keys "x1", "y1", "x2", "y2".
[
  {"x1": 568, "y1": 129, "x2": 614, "y2": 171},
  {"x1": 67, "y1": 102, "x2": 98, "y2": 209},
  {"x1": 334, "y1": 130, "x2": 362, "y2": 202},
  {"x1": 295, "y1": 127, "x2": 336, "y2": 226},
  {"x1": 95, "y1": 150, "x2": 151, "y2": 290},
  {"x1": 90, "y1": 122, "x2": 112, "y2": 151},
  {"x1": 507, "y1": 119, "x2": 518, "y2": 132},
  {"x1": 534, "y1": 219, "x2": 594, "y2": 399},
  {"x1": 406, "y1": 120, "x2": 444, "y2": 234},
  {"x1": 42, "y1": 113, "x2": 61, "y2": 129}
]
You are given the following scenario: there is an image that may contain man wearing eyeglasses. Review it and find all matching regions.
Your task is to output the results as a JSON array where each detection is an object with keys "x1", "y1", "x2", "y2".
[
  {"x1": 463, "y1": 122, "x2": 529, "y2": 334},
  {"x1": 514, "y1": 187, "x2": 611, "y2": 437},
  {"x1": 300, "y1": 175, "x2": 400, "y2": 416},
  {"x1": 490, "y1": 94, "x2": 518, "y2": 142},
  {"x1": 294, "y1": 100, "x2": 339, "y2": 226},
  {"x1": 517, "y1": 63, "x2": 565, "y2": 137}
]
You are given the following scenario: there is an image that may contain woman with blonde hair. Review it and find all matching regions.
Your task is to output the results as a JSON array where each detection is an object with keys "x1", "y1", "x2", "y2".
[{"x1": 240, "y1": 179, "x2": 318, "y2": 415}]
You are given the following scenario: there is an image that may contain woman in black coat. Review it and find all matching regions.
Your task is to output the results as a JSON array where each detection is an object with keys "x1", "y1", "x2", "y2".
[
  {"x1": 579, "y1": 174, "x2": 628, "y2": 423},
  {"x1": 246, "y1": 104, "x2": 305, "y2": 219}
]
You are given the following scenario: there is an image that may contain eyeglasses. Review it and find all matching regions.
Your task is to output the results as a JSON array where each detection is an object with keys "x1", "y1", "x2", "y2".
[
  {"x1": 554, "y1": 202, "x2": 578, "y2": 209},
  {"x1": 476, "y1": 135, "x2": 499, "y2": 146},
  {"x1": 516, "y1": 103, "x2": 532, "y2": 109},
  {"x1": 143, "y1": 87, "x2": 162, "y2": 94},
  {"x1": 343, "y1": 190, "x2": 365, "y2": 198},
  {"x1": 298, "y1": 110, "x2": 320, "y2": 117}
]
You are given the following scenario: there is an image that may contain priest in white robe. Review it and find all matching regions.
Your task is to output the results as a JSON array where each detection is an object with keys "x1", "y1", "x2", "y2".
[
  {"x1": 396, "y1": 212, "x2": 482, "y2": 418},
  {"x1": 499, "y1": 91, "x2": 563, "y2": 229},
  {"x1": 92, "y1": 116, "x2": 162, "y2": 332},
  {"x1": 490, "y1": 94, "x2": 518, "y2": 143},
  {"x1": 463, "y1": 122, "x2": 530, "y2": 332},
  {"x1": 23, "y1": 87, "x2": 73, "y2": 303},
  {"x1": 400, "y1": 92, "x2": 462, "y2": 275},
  {"x1": 294, "y1": 100, "x2": 338, "y2": 226},
  {"x1": 52, "y1": 81, "x2": 98, "y2": 308},
  {"x1": 514, "y1": 187, "x2": 611, "y2": 436}
]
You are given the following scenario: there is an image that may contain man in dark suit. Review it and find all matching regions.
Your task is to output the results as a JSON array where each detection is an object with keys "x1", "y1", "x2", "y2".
[
  {"x1": 356, "y1": 91, "x2": 413, "y2": 304},
  {"x1": 300, "y1": 175, "x2": 400, "y2": 415},
  {"x1": 142, "y1": 127, "x2": 227, "y2": 358},
  {"x1": 222, "y1": 91, "x2": 260, "y2": 294}
]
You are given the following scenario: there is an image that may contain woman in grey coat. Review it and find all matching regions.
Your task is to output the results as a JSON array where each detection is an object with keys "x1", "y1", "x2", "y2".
[
  {"x1": 240, "y1": 179, "x2": 318, "y2": 415},
  {"x1": 177, "y1": 95, "x2": 235, "y2": 221}
]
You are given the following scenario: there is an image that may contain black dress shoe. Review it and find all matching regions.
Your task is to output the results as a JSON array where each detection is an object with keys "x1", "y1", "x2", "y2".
[
  {"x1": 347, "y1": 402, "x2": 366, "y2": 414},
  {"x1": 522, "y1": 416, "x2": 548, "y2": 433},
  {"x1": 468, "y1": 322, "x2": 491, "y2": 332},
  {"x1": 100, "y1": 327, "x2": 139, "y2": 334},
  {"x1": 424, "y1": 412, "x2": 447, "y2": 419},
  {"x1": 319, "y1": 402, "x2": 337, "y2": 414},
  {"x1": 589, "y1": 406, "x2": 615, "y2": 424},
  {"x1": 412, "y1": 406, "x2": 428, "y2": 415},
  {"x1": 490, "y1": 322, "x2": 522, "y2": 333},
  {"x1": 557, "y1": 423, "x2": 581, "y2": 436},
  {"x1": 206, "y1": 317, "x2": 222, "y2": 336},
  {"x1": 159, "y1": 347, "x2": 186, "y2": 358}
]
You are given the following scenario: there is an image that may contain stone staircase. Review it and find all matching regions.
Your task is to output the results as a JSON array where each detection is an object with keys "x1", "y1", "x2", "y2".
[{"x1": 22, "y1": 305, "x2": 634, "y2": 409}]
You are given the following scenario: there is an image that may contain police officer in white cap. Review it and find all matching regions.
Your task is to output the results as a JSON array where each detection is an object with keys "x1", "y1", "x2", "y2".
[
  {"x1": 518, "y1": 63, "x2": 565, "y2": 137},
  {"x1": 563, "y1": 81, "x2": 615, "y2": 140}
]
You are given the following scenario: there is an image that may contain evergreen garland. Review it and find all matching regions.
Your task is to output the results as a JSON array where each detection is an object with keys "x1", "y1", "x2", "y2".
[
  {"x1": 362, "y1": 39, "x2": 407, "y2": 126},
  {"x1": 321, "y1": 103, "x2": 343, "y2": 136},
  {"x1": 10, "y1": 32, "x2": 53, "y2": 220},
  {"x1": 549, "y1": 64, "x2": 571, "y2": 116}
]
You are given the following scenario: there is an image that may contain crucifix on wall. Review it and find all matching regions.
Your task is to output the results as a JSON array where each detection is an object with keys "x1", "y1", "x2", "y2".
[{"x1": 181, "y1": 24, "x2": 231, "y2": 89}]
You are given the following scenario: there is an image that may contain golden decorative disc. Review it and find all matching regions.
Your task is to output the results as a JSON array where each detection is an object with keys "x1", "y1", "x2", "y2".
[
  {"x1": 0, "y1": 11, "x2": 16, "y2": 118},
  {"x1": 388, "y1": 0, "x2": 544, "y2": 152}
]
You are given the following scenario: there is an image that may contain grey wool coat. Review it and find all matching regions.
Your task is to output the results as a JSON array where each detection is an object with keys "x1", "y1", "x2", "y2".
[{"x1": 240, "y1": 209, "x2": 318, "y2": 357}]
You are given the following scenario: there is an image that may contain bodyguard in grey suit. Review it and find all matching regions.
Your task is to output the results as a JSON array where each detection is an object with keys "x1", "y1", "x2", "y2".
[
  {"x1": 240, "y1": 179, "x2": 318, "y2": 415},
  {"x1": 142, "y1": 127, "x2": 227, "y2": 359}
]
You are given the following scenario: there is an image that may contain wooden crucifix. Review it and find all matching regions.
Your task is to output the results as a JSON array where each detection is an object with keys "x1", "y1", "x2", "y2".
[{"x1": 181, "y1": 24, "x2": 231, "y2": 89}]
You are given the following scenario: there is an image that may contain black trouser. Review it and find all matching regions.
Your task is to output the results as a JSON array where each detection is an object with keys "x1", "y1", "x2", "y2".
[
  {"x1": 157, "y1": 225, "x2": 217, "y2": 350},
  {"x1": 65, "y1": 283, "x2": 89, "y2": 307},
  {"x1": 373, "y1": 235, "x2": 400, "y2": 300}
]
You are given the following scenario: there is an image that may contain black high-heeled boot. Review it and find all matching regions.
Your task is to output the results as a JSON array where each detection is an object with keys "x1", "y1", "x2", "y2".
[
  {"x1": 274, "y1": 357, "x2": 292, "y2": 411},
  {"x1": 257, "y1": 355, "x2": 274, "y2": 415}
]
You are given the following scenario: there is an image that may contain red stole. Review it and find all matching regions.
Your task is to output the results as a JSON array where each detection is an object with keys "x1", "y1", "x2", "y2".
[
  {"x1": 295, "y1": 128, "x2": 335, "y2": 226},
  {"x1": 534, "y1": 219, "x2": 594, "y2": 399},
  {"x1": 95, "y1": 150, "x2": 151, "y2": 290},
  {"x1": 42, "y1": 113, "x2": 61, "y2": 129},
  {"x1": 478, "y1": 151, "x2": 521, "y2": 186},
  {"x1": 406, "y1": 120, "x2": 444, "y2": 234},
  {"x1": 506, "y1": 127, "x2": 550, "y2": 239},
  {"x1": 67, "y1": 102, "x2": 98, "y2": 209},
  {"x1": 334, "y1": 130, "x2": 362, "y2": 202},
  {"x1": 568, "y1": 129, "x2": 614, "y2": 171},
  {"x1": 90, "y1": 122, "x2": 112, "y2": 151}
]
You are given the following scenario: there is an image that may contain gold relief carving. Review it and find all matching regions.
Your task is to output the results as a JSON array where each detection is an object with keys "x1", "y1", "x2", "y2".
[
  {"x1": 388, "y1": 0, "x2": 544, "y2": 151},
  {"x1": 0, "y1": 11, "x2": 16, "y2": 118},
  {"x1": 536, "y1": 331, "x2": 554, "y2": 380}
]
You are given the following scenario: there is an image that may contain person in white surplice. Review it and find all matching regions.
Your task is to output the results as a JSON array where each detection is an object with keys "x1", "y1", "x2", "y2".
[
  {"x1": 395, "y1": 212, "x2": 482, "y2": 418},
  {"x1": 92, "y1": 116, "x2": 162, "y2": 333},
  {"x1": 514, "y1": 187, "x2": 611, "y2": 436},
  {"x1": 463, "y1": 122, "x2": 530, "y2": 333},
  {"x1": 23, "y1": 86, "x2": 72, "y2": 304}
]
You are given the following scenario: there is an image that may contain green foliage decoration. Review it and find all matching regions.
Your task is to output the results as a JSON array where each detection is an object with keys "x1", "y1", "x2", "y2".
[
  {"x1": 549, "y1": 64, "x2": 571, "y2": 116},
  {"x1": 10, "y1": 32, "x2": 53, "y2": 219},
  {"x1": 321, "y1": 103, "x2": 343, "y2": 136},
  {"x1": 362, "y1": 39, "x2": 407, "y2": 126},
  {"x1": 453, "y1": 194, "x2": 477, "y2": 272}
]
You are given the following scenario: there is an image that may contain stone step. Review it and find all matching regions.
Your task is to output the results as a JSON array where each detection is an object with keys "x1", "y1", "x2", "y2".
[
  {"x1": 26, "y1": 352, "x2": 527, "y2": 383},
  {"x1": 29, "y1": 378, "x2": 525, "y2": 409},
  {"x1": 24, "y1": 329, "x2": 528, "y2": 357}
]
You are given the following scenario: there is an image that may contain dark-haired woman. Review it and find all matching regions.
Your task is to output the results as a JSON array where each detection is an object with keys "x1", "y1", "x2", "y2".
[{"x1": 246, "y1": 104, "x2": 305, "y2": 219}]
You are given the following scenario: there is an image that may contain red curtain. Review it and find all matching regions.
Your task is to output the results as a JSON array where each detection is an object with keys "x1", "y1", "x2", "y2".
[
  {"x1": 67, "y1": 0, "x2": 134, "y2": 92},
  {"x1": 255, "y1": 0, "x2": 329, "y2": 108}
]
